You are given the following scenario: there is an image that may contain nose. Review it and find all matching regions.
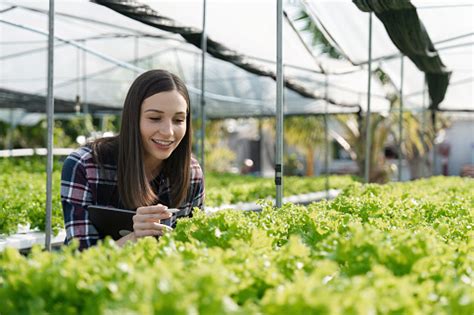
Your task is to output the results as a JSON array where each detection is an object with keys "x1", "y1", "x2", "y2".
[{"x1": 159, "y1": 119, "x2": 173, "y2": 136}]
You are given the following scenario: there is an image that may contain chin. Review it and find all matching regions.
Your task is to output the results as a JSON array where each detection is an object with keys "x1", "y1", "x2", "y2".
[
  {"x1": 145, "y1": 143, "x2": 179, "y2": 162},
  {"x1": 153, "y1": 152, "x2": 172, "y2": 161},
  {"x1": 154, "y1": 148, "x2": 176, "y2": 160}
]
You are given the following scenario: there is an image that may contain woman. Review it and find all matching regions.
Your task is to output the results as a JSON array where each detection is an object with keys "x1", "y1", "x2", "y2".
[{"x1": 61, "y1": 69, "x2": 204, "y2": 250}]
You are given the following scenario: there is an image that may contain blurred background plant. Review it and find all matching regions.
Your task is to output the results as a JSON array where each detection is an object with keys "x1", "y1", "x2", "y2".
[{"x1": 0, "y1": 113, "x2": 120, "y2": 149}]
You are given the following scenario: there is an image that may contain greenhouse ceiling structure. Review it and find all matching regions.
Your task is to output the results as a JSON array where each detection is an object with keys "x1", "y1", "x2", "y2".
[
  {"x1": 0, "y1": 0, "x2": 392, "y2": 120},
  {"x1": 304, "y1": 0, "x2": 473, "y2": 112}
]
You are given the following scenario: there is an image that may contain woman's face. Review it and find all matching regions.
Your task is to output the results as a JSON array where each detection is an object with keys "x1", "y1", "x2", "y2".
[{"x1": 140, "y1": 90, "x2": 188, "y2": 171}]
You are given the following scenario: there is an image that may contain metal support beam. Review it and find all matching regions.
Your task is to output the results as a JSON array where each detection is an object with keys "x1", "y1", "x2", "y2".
[
  {"x1": 398, "y1": 56, "x2": 404, "y2": 181},
  {"x1": 364, "y1": 12, "x2": 373, "y2": 183},
  {"x1": 431, "y1": 110, "x2": 437, "y2": 175},
  {"x1": 324, "y1": 75, "x2": 330, "y2": 199},
  {"x1": 45, "y1": 0, "x2": 55, "y2": 251},
  {"x1": 421, "y1": 77, "x2": 427, "y2": 177},
  {"x1": 276, "y1": 0, "x2": 284, "y2": 207},
  {"x1": 200, "y1": 0, "x2": 207, "y2": 184},
  {"x1": 7, "y1": 109, "x2": 14, "y2": 152}
]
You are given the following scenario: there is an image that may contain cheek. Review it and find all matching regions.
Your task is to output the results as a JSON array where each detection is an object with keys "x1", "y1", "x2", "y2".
[
  {"x1": 176, "y1": 125, "x2": 187, "y2": 140},
  {"x1": 139, "y1": 118, "x2": 146, "y2": 136},
  {"x1": 140, "y1": 120, "x2": 153, "y2": 137}
]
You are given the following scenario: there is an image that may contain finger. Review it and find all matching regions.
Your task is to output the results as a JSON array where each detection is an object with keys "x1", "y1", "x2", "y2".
[
  {"x1": 133, "y1": 213, "x2": 172, "y2": 223},
  {"x1": 136, "y1": 206, "x2": 167, "y2": 215},
  {"x1": 134, "y1": 229, "x2": 162, "y2": 238},
  {"x1": 134, "y1": 222, "x2": 174, "y2": 232},
  {"x1": 133, "y1": 222, "x2": 159, "y2": 231},
  {"x1": 153, "y1": 222, "x2": 174, "y2": 232},
  {"x1": 136, "y1": 204, "x2": 168, "y2": 215},
  {"x1": 166, "y1": 208, "x2": 181, "y2": 214}
]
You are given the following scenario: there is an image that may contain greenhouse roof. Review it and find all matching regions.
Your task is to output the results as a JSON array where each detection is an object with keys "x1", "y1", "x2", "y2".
[
  {"x1": 0, "y1": 0, "x2": 391, "y2": 119},
  {"x1": 304, "y1": 0, "x2": 473, "y2": 112}
]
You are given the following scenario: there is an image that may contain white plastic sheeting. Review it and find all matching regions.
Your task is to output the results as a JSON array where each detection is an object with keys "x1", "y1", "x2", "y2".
[
  {"x1": 304, "y1": 0, "x2": 473, "y2": 112},
  {"x1": 0, "y1": 0, "x2": 391, "y2": 119}
]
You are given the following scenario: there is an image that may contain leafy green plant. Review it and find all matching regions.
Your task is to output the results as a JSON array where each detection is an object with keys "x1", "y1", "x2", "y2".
[
  {"x1": 206, "y1": 172, "x2": 357, "y2": 206},
  {"x1": 1, "y1": 177, "x2": 472, "y2": 314},
  {"x1": 0, "y1": 158, "x2": 63, "y2": 235},
  {"x1": 0, "y1": 157, "x2": 357, "y2": 235},
  {"x1": 2, "y1": 151, "x2": 472, "y2": 312}
]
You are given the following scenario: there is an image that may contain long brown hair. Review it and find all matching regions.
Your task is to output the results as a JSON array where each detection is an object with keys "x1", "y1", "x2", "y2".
[{"x1": 92, "y1": 70, "x2": 192, "y2": 209}]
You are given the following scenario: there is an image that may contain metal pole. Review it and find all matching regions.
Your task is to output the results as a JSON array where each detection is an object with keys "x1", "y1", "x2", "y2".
[
  {"x1": 364, "y1": 13, "x2": 373, "y2": 183},
  {"x1": 45, "y1": 0, "x2": 55, "y2": 251},
  {"x1": 398, "y1": 56, "x2": 404, "y2": 181},
  {"x1": 276, "y1": 0, "x2": 284, "y2": 207},
  {"x1": 324, "y1": 75, "x2": 330, "y2": 199},
  {"x1": 432, "y1": 109, "x2": 437, "y2": 175},
  {"x1": 200, "y1": 0, "x2": 207, "y2": 180},
  {"x1": 8, "y1": 109, "x2": 14, "y2": 152},
  {"x1": 421, "y1": 77, "x2": 427, "y2": 177},
  {"x1": 259, "y1": 118, "x2": 263, "y2": 176},
  {"x1": 75, "y1": 47, "x2": 81, "y2": 113}
]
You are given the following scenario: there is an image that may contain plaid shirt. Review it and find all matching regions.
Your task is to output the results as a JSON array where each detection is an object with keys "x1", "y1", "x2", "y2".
[{"x1": 61, "y1": 146, "x2": 204, "y2": 250}]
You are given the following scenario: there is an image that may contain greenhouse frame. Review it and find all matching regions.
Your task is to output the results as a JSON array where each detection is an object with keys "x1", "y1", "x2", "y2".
[{"x1": 0, "y1": 1, "x2": 473, "y2": 313}]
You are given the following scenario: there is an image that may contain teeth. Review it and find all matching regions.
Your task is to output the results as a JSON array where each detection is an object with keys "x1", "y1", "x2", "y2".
[{"x1": 153, "y1": 139, "x2": 173, "y2": 146}]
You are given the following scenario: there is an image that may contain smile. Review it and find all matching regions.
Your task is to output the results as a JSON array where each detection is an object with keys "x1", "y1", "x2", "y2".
[{"x1": 152, "y1": 139, "x2": 174, "y2": 147}]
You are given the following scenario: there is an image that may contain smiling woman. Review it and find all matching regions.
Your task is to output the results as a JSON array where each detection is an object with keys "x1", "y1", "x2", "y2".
[
  {"x1": 60, "y1": 70, "x2": 205, "y2": 250},
  {"x1": 140, "y1": 91, "x2": 188, "y2": 176}
]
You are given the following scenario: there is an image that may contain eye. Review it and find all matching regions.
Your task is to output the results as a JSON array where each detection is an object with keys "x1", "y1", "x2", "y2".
[{"x1": 149, "y1": 117, "x2": 161, "y2": 121}]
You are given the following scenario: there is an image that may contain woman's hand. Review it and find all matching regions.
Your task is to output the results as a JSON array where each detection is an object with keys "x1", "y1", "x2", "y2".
[
  {"x1": 116, "y1": 204, "x2": 173, "y2": 247},
  {"x1": 133, "y1": 204, "x2": 174, "y2": 238}
]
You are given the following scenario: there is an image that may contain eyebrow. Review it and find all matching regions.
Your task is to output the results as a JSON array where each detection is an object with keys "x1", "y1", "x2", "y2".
[{"x1": 144, "y1": 109, "x2": 186, "y2": 115}]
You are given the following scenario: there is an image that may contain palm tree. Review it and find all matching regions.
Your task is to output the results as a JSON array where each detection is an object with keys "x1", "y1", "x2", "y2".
[
  {"x1": 389, "y1": 102, "x2": 450, "y2": 179},
  {"x1": 332, "y1": 113, "x2": 392, "y2": 182},
  {"x1": 260, "y1": 116, "x2": 325, "y2": 176},
  {"x1": 295, "y1": 8, "x2": 392, "y2": 181},
  {"x1": 284, "y1": 116, "x2": 325, "y2": 176},
  {"x1": 295, "y1": 10, "x2": 342, "y2": 59},
  {"x1": 294, "y1": 7, "x2": 451, "y2": 181}
]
